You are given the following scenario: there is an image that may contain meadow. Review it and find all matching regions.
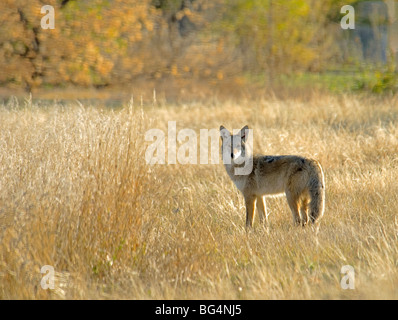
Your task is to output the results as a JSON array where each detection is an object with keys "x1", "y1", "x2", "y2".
[{"x1": 0, "y1": 92, "x2": 397, "y2": 299}]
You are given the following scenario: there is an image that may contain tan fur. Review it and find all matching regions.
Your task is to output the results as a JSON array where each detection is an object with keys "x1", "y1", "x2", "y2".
[{"x1": 220, "y1": 125, "x2": 325, "y2": 228}]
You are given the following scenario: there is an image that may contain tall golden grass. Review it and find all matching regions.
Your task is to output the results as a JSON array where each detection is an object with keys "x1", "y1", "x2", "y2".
[{"x1": 0, "y1": 93, "x2": 397, "y2": 299}]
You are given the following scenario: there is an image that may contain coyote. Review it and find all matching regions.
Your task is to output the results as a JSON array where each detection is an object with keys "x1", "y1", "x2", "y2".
[{"x1": 220, "y1": 125, "x2": 325, "y2": 228}]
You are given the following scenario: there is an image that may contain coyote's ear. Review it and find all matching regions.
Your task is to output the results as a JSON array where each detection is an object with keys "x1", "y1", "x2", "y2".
[
  {"x1": 240, "y1": 125, "x2": 249, "y2": 141},
  {"x1": 220, "y1": 125, "x2": 230, "y2": 140}
]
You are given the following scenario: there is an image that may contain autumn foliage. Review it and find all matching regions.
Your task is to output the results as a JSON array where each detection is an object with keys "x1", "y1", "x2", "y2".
[
  {"x1": 0, "y1": 0, "x2": 159, "y2": 89},
  {"x1": 1, "y1": 0, "x2": 393, "y2": 91}
]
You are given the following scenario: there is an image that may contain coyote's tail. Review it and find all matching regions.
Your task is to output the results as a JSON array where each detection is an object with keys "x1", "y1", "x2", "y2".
[{"x1": 308, "y1": 160, "x2": 325, "y2": 223}]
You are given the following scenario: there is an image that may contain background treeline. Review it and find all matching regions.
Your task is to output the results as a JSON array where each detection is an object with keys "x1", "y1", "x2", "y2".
[{"x1": 0, "y1": 0, "x2": 397, "y2": 92}]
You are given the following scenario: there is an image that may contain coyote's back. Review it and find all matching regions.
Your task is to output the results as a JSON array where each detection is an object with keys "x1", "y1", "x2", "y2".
[{"x1": 220, "y1": 125, "x2": 325, "y2": 228}]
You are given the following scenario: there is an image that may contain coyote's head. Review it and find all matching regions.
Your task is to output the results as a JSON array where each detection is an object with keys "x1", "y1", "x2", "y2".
[{"x1": 219, "y1": 125, "x2": 253, "y2": 175}]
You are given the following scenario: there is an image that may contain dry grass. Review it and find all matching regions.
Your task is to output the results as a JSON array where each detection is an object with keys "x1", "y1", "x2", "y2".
[{"x1": 0, "y1": 93, "x2": 398, "y2": 299}]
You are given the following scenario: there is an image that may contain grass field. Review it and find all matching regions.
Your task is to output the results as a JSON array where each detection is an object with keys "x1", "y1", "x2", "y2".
[{"x1": 0, "y1": 92, "x2": 397, "y2": 299}]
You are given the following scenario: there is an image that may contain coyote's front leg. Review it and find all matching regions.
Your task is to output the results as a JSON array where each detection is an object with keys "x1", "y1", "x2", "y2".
[
  {"x1": 256, "y1": 195, "x2": 267, "y2": 224},
  {"x1": 244, "y1": 195, "x2": 256, "y2": 229}
]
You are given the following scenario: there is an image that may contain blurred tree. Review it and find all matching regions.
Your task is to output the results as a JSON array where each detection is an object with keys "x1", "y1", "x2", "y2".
[
  {"x1": 0, "y1": 0, "x2": 45, "y2": 90},
  {"x1": 152, "y1": 0, "x2": 196, "y2": 37},
  {"x1": 0, "y1": 0, "x2": 156, "y2": 89},
  {"x1": 214, "y1": 0, "x2": 338, "y2": 79},
  {"x1": 2, "y1": 0, "x2": 391, "y2": 90}
]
